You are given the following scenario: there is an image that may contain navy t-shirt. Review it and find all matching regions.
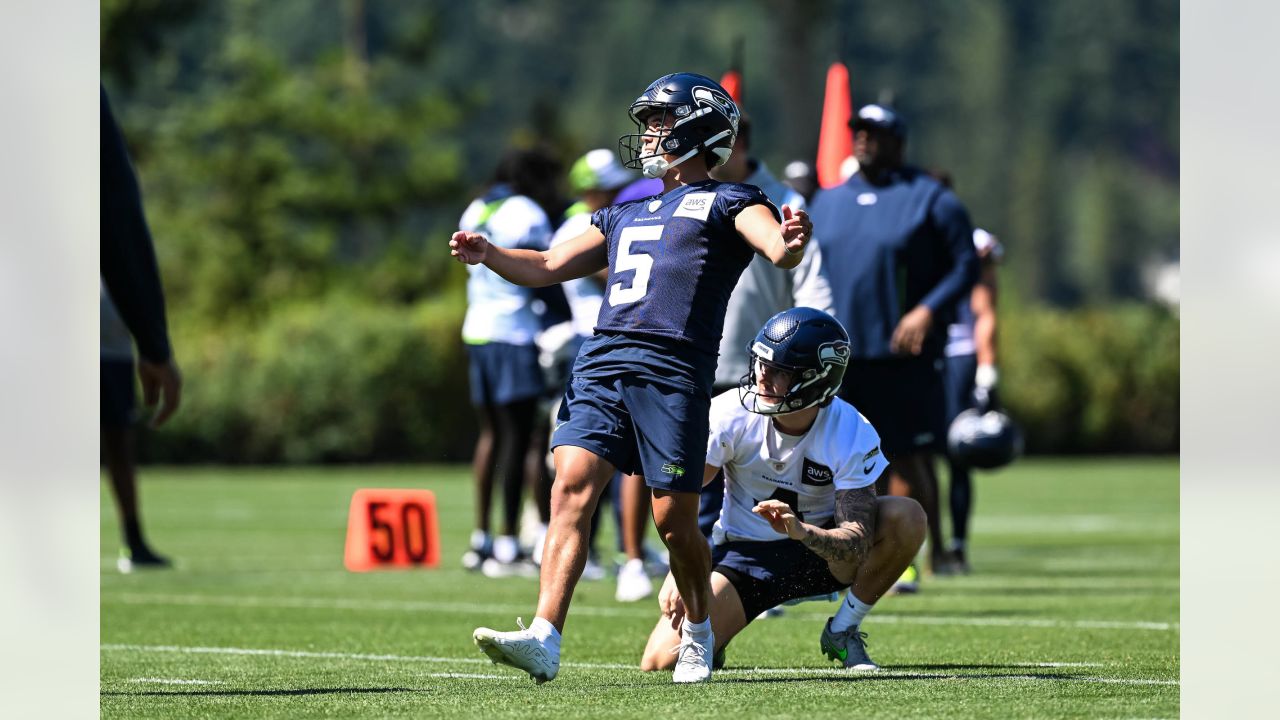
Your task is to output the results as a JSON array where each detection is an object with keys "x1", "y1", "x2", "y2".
[
  {"x1": 809, "y1": 167, "x2": 979, "y2": 360},
  {"x1": 591, "y1": 180, "x2": 778, "y2": 356}
]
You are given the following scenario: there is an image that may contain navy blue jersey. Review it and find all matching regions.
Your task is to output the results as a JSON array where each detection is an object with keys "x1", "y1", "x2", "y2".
[
  {"x1": 591, "y1": 180, "x2": 778, "y2": 355},
  {"x1": 809, "y1": 167, "x2": 979, "y2": 360}
]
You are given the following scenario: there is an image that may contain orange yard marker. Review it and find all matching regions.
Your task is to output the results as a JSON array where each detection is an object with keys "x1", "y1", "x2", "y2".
[{"x1": 344, "y1": 489, "x2": 440, "y2": 571}]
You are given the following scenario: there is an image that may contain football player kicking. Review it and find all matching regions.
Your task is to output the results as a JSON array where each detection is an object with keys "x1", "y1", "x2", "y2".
[
  {"x1": 453, "y1": 73, "x2": 812, "y2": 684},
  {"x1": 640, "y1": 308, "x2": 926, "y2": 672}
]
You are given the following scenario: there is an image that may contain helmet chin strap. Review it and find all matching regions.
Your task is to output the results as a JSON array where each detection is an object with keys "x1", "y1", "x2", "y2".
[{"x1": 642, "y1": 146, "x2": 701, "y2": 179}]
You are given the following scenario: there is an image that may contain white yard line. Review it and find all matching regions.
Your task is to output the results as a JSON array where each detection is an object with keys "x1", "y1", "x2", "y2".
[
  {"x1": 102, "y1": 644, "x2": 1174, "y2": 687},
  {"x1": 126, "y1": 677, "x2": 226, "y2": 685},
  {"x1": 103, "y1": 592, "x2": 1179, "y2": 632}
]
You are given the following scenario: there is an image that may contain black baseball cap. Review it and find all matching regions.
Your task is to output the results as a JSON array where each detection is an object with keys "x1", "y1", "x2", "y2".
[{"x1": 849, "y1": 104, "x2": 907, "y2": 139}]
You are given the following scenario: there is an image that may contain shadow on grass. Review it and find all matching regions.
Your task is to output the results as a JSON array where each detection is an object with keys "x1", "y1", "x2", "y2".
[
  {"x1": 714, "y1": 672, "x2": 1074, "y2": 685},
  {"x1": 102, "y1": 687, "x2": 423, "y2": 698}
]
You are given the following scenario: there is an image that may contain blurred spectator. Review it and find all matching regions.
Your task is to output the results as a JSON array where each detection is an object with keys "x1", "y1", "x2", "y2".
[
  {"x1": 808, "y1": 104, "x2": 979, "y2": 581},
  {"x1": 539, "y1": 149, "x2": 635, "y2": 582},
  {"x1": 100, "y1": 86, "x2": 183, "y2": 573},
  {"x1": 782, "y1": 159, "x2": 819, "y2": 204},
  {"x1": 931, "y1": 169, "x2": 1004, "y2": 573},
  {"x1": 459, "y1": 148, "x2": 557, "y2": 578}
]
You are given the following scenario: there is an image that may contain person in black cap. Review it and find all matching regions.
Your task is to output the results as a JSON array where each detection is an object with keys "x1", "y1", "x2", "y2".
[{"x1": 807, "y1": 103, "x2": 979, "y2": 583}]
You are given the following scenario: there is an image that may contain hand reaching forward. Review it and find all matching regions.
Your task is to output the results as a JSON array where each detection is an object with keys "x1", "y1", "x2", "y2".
[
  {"x1": 752, "y1": 499, "x2": 807, "y2": 540},
  {"x1": 780, "y1": 204, "x2": 812, "y2": 256},
  {"x1": 449, "y1": 231, "x2": 489, "y2": 265}
]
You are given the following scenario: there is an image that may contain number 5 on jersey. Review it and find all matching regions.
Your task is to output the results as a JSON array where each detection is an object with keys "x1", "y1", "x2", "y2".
[{"x1": 608, "y1": 224, "x2": 663, "y2": 306}]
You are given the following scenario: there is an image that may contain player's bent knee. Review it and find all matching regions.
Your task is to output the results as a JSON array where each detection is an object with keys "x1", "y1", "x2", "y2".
[{"x1": 882, "y1": 496, "x2": 927, "y2": 547}]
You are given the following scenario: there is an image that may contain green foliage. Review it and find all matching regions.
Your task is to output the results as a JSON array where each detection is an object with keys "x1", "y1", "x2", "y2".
[
  {"x1": 1000, "y1": 304, "x2": 1179, "y2": 453},
  {"x1": 146, "y1": 294, "x2": 470, "y2": 463}
]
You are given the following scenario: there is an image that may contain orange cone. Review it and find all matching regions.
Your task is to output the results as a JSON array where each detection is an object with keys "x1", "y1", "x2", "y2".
[{"x1": 817, "y1": 61, "x2": 854, "y2": 188}]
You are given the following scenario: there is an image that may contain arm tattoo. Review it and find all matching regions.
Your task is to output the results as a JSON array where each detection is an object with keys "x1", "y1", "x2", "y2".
[{"x1": 797, "y1": 486, "x2": 877, "y2": 566}]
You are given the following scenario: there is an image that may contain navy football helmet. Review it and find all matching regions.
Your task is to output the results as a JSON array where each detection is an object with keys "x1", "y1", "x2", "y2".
[
  {"x1": 740, "y1": 307, "x2": 851, "y2": 415},
  {"x1": 619, "y1": 72, "x2": 740, "y2": 179},
  {"x1": 947, "y1": 408, "x2": 1024, "y2": 470}
]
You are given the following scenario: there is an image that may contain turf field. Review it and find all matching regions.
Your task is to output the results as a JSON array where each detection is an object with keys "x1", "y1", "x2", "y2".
[{"x1": 101, "y1": 458, "x2": 1178, "y2": 719}]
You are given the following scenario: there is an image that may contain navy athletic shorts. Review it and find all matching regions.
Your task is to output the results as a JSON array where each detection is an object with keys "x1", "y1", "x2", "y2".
[
  {"x1": 712, "y1": 537, "x2": 847, "y2": 621},
  {"x1": 101, "y1": 358, "x2": 135, "y2": 427},
  {"x1": 839, "y1": 356, "x2": 946, "y2": 457},
  {"x1": 467, "y1": 341, "x2": 543, "y2": 406},
  {"x1": 550, "y1": 333, "x2": 715, "y2": 493},
  {"x1": 943, "y1": 353, "x2": 978, "y2": 425}
]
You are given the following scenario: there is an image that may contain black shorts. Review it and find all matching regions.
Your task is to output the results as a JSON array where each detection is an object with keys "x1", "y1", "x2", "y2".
[
  {"x1": 839, "y1": 356, "x2": 945, "y2": 457},
  {"x1": 712, "y1": 538, "x2": 847, "y2": 622},
  {"x1": 101, "y1": 358, "x2": 135, "y2": 427}
]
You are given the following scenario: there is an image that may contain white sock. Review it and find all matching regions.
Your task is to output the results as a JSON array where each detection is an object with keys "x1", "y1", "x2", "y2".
[
  {"x1": 682, "y1": 617, "x2": 712, "y2": 639},
  {"x1": 494, "y1": 535, "x2": 519, "y2": 563},
  {"x1": 529, "y1": 617, "x2": 561, "y2": 648},
  {"x1": 469, "y1": 530, "x2": 491, "y2": 553},
  {"x1": 621, "y1": 558, "x2": 645, "y2": 575},
  {"x1": 830, "y1": 591, "x2": 873, "y2": 633}
]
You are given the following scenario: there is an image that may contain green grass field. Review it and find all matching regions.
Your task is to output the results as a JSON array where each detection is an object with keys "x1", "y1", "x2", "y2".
[{"x1": 101, "y1": 458, "x2": 1178, "y2": 719}]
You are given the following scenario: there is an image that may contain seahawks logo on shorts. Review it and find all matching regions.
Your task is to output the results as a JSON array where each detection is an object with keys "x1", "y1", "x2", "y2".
[{"x1": 801, "y1": 458, "x2": 834, "y2": 486}]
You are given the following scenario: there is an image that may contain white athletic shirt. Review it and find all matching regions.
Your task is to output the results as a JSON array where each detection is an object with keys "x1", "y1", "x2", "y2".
[
  {"x1": 459, "y1": 193, "x2": 552, "y2": 345},
  {"x1": 705, "y1": 390, "x2": 888, "y2": 544},
  {"x1": 548, "y1": 209, "x2": 604, "y2": 338}
]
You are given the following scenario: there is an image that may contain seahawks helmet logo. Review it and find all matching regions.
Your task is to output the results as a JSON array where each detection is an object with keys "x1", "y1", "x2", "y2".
[
  {"x1": 818, "y1": 341, "x2": 850, "y2": 367},
  {"x1": 692, "y1": 86, "x2": 739, "y2": 127}
]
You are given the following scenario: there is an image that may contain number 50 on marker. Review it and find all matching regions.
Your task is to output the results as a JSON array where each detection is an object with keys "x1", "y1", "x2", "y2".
[{"x1": 343, "y1": 488, "x2": 440, "y2": 571}]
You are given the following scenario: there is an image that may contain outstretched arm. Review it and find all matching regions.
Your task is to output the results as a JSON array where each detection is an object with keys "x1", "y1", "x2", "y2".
[
  {"x1": 735, "y1": 203, "x2": 811, "y2": 269},
  {"x1": 450, "y1": 225, "x2": 608, "y2": 287},
  {"x1": 753, "y1": 484, "x2": 877, "y2": 567}
]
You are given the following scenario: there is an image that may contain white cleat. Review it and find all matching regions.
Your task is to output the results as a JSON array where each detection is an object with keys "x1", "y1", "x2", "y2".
[
  {"x1": 671, "y1": 629, "x2": 715, "y2": 683},
  {"x1": 615, "y1": 558, "x2": 653, "y2": 602},
  {"x1": 473, "y1": 619, "x2": 559, "y2": 684}
]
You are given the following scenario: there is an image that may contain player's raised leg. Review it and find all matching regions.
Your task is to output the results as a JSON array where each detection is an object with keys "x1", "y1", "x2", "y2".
[
  {"x1": 822, "y1": 496, "x2": 926, "y2": 670},
  {"x1": 473, "y1": 444, "x2": 615, "y2": 683},
  {"x1": 651, "y1": 488, "x2": 715, "y2": 682}
]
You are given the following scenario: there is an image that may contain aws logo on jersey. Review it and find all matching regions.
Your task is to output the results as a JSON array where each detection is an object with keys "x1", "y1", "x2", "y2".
[
  {"x1": 673, "y1": 191, "x2": 716, "y2": 221},
  {"x1": 801, "y1": 458, "x2": 834, "y2": 486}
]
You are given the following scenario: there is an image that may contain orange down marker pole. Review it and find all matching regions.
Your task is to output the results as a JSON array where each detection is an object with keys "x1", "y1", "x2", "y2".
[
  {"x1": 344, "y1": 488, "x2": 440, "y2": 571},
  {"x1": 816, "y1": 61, "x2": 855, "y2": 188}
]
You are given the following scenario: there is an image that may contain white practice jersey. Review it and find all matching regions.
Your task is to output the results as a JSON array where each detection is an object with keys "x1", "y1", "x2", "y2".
[
  {"x1": 549, "y1": 209, "x2": 604, "y2": 338},
  {"x1": 460, "y1": 193, "x2": 552, "y2": 345},
  {"x1": 705, "y1": 391, "x2": 888, "y2": 544}
]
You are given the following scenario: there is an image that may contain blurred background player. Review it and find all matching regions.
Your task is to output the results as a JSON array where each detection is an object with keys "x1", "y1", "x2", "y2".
[
  {"x1": 782, "y1": 159, "x2": 819, "y2": 204},
  {"x1": 461, "y1": 72, "x2": 811, "y2": 684},
  {"x1": 101, "y1": 86, "x2": 184, "y2": 573},
  {"x1": 542, "y1": 148, "x2": 636, "y2": 581},
  {"x1": 703, "y1": 114, "x2": 835, "y2": 605},
  {"x1": 929, "y1": 169, "x2": 1005, "y2": 572},
  {"x1": 459, "y1": 148, "x2": 558, "y2": 578},
  {"x1": 808, "y1": 104, "x2": 978, "y2": 582},
  {"x1": 640, "y1": 308, "x2": 925, "y2": 672}
]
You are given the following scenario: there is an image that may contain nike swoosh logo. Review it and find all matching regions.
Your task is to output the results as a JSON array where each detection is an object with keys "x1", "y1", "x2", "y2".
[{"x1": 863, "y1": 463, "x2": 875, "y2": 474}]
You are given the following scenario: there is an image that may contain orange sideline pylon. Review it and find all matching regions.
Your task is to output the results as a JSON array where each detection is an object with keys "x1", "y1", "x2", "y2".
[
  {"x1": 816, "y1": 61, "x2": 854, "y2": 188},
  {"x1": 344, "y1": 488, "x2": 440, "y2": 571}
]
